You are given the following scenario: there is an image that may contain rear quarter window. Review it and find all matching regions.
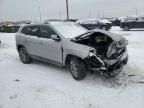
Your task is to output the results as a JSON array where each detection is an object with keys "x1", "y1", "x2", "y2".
[{"x1": 21, "y1": 26, "x2": 29, "y2": 35}]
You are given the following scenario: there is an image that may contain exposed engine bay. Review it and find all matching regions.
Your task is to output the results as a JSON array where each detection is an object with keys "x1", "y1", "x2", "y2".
[
  {"x1": 73, "y1": 31, "x2": 128, "y2": 77},
  {"x1": 75, "y1": 32, "x2": 113, "y2": 58}
]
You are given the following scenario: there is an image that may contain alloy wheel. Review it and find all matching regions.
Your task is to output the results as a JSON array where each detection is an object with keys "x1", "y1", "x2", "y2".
[{"x1": 70, "y1": 60, "x2": 79, "y2": 78}]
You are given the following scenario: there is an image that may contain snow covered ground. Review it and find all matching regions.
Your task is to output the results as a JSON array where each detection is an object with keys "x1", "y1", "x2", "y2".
[{"x1": 0, "y1": 27, "x2": 144, "y2": 108}]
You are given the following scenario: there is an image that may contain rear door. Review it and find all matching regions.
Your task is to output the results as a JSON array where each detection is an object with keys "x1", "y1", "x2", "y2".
[
  {"x1": 39, "y1": 25, "x2": 62, "y2": 63},
  {"x1": 20, "y1": 26, "x2": 30, "y2": 52},
  {"x1": 26, "y1": 25, "x2": 41, "y2": 56}
]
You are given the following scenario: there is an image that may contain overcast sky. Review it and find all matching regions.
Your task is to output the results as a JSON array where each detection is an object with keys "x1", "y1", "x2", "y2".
[{"x1": 0, "y1": 0, "x2": 144, "y2": 21}]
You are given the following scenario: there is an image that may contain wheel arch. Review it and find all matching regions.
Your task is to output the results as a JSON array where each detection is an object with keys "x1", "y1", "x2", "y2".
[
  {"x1": 17, "y1": 44, "x2": 26, "y2": 51},
  {"x1": 123, "y1": 25, "x2": 130, "y2": 31},
  {"x1": 64, "y1": 54, "x2": 86, "y2": 67}
]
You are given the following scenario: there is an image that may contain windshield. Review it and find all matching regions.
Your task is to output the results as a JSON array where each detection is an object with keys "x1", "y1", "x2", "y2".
[{"x1": 49, "y1": 22, "x2": 88, "y2": 38}]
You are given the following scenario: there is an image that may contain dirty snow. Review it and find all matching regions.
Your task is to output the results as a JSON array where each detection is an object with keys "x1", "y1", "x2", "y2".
[{"x1": 0, "y1": 27, "x2": 144, "y2": 108}]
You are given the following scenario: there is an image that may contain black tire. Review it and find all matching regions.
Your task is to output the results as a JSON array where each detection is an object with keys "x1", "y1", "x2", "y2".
[
  {"x1": 18, "y1": 47, "x2": 32, "y2": 64},
  {"x1": 123, "y1": 26, "x2": 130, "y2": 31},
  {"x1": 69, "y1": 57, "x2": 87, "y2": 80}
]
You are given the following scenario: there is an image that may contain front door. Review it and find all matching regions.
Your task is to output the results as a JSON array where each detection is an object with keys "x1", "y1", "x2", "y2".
[{"x1": 39, "y1": 25, "x2": 62, "y2": 64}]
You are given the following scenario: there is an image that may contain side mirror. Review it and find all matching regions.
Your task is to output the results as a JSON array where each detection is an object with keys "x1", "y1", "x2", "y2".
[{"x1": 51, "y1": 35, "x2": 61, "y2": 41}]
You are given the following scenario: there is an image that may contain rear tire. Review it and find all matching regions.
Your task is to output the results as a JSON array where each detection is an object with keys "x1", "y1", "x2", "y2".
[
  {"x1": 18, "y1": 47, "x2": 32, "y2": 64},
  {"x1": 69, "y1": 57, "x2": 87, "y2": 80},
  {"x1": 123, "y1": 26, "x2": 130, "y2": 31}
]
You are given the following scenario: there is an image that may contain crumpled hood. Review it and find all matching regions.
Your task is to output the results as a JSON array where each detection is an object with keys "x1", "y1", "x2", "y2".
[
  {"x1": 90, "y1": 29, "x2": 128, "y2": 47},
  {"x1": 92, "y1": 29, "x2": 126, "y2": 41},
  {"x1": 110, "y1": 33, "x2": 127, "y2": 49},
  {"x1": 73, "y1": 29, "x2": 128, "y2": 58},
  {"x1": 90, "y1": 29, "x2": 128, "y2": 58},
  {"x1": 106, "y1": 34, "x2": 127, "y2": 58}
]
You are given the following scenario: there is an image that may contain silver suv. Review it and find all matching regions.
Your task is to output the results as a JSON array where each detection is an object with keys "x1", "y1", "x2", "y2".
[{"x1": 16, "y1": 21, "x2": 128, "y2": 80}]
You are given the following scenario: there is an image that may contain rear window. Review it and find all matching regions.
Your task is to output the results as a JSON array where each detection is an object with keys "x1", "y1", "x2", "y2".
[{"x1": 21, "y1": 26, "x2": 29, "y2": 35}]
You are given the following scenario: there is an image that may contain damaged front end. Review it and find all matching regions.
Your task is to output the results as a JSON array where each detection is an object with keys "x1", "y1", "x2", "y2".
[
  {"x1": 74, "y1": 30, "x2": 128, "y2": 77},
  {"x1": 87, "y1": 46, "x2": 128, "y2": 77}
]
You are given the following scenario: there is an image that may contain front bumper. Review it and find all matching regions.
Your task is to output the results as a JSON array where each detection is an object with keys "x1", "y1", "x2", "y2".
[
  {"x1": 89, "y1": 51, "x2": 128, "y2": 77},
  {"x1": 105, "y1": 55, "x2": 128, "y2": 77}
]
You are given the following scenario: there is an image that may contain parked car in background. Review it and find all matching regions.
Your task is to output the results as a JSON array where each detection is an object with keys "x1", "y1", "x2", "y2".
[
  {"x1": 16, "y1": 21, "x2": 128, "y2": 80},
  {"x1": 120, "y1": 16, "x2": 144, "y2": 31},
  {"x1": 76, "y1": 19, "x2": 112, "y2": 31},
  {"x1": 99, "y1": 19, "x2": 112, "y2": 28},
  {"x1": 110, "y1": 18, "x2": 121, "y2": 26},
  {"x1": 0, "y1": 25, "x2": 20, "y2": 33}
]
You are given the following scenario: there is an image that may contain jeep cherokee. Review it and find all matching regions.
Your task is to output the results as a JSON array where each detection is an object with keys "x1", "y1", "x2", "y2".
[{"x1": 16, "y1": 21, "x2": 128, "y2": 80}]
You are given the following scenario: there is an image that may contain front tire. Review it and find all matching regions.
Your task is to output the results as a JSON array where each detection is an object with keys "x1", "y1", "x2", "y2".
[
  {"x1": 69, "y1": 57, "x2": 87, "y2": 80},
  {"x1": 18, "y1": 47, "x2": 32, "y2": 64}
]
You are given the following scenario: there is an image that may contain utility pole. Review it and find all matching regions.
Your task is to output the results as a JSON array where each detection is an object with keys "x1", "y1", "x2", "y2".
[
  {"x1": 66, "y1": 0, "x2": 69, "y2": 20},
  {"x1": 38, "y1": 7, "x2": 42, "y2": 22},
  {"x1": 136, "y1": 9, "x2": 138, "y2": 16}
]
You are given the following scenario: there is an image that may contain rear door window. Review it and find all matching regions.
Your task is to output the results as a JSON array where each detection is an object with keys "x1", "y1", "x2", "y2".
[{"x1": 27, "y1": 26, "x2": 40, "y2": 37}]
